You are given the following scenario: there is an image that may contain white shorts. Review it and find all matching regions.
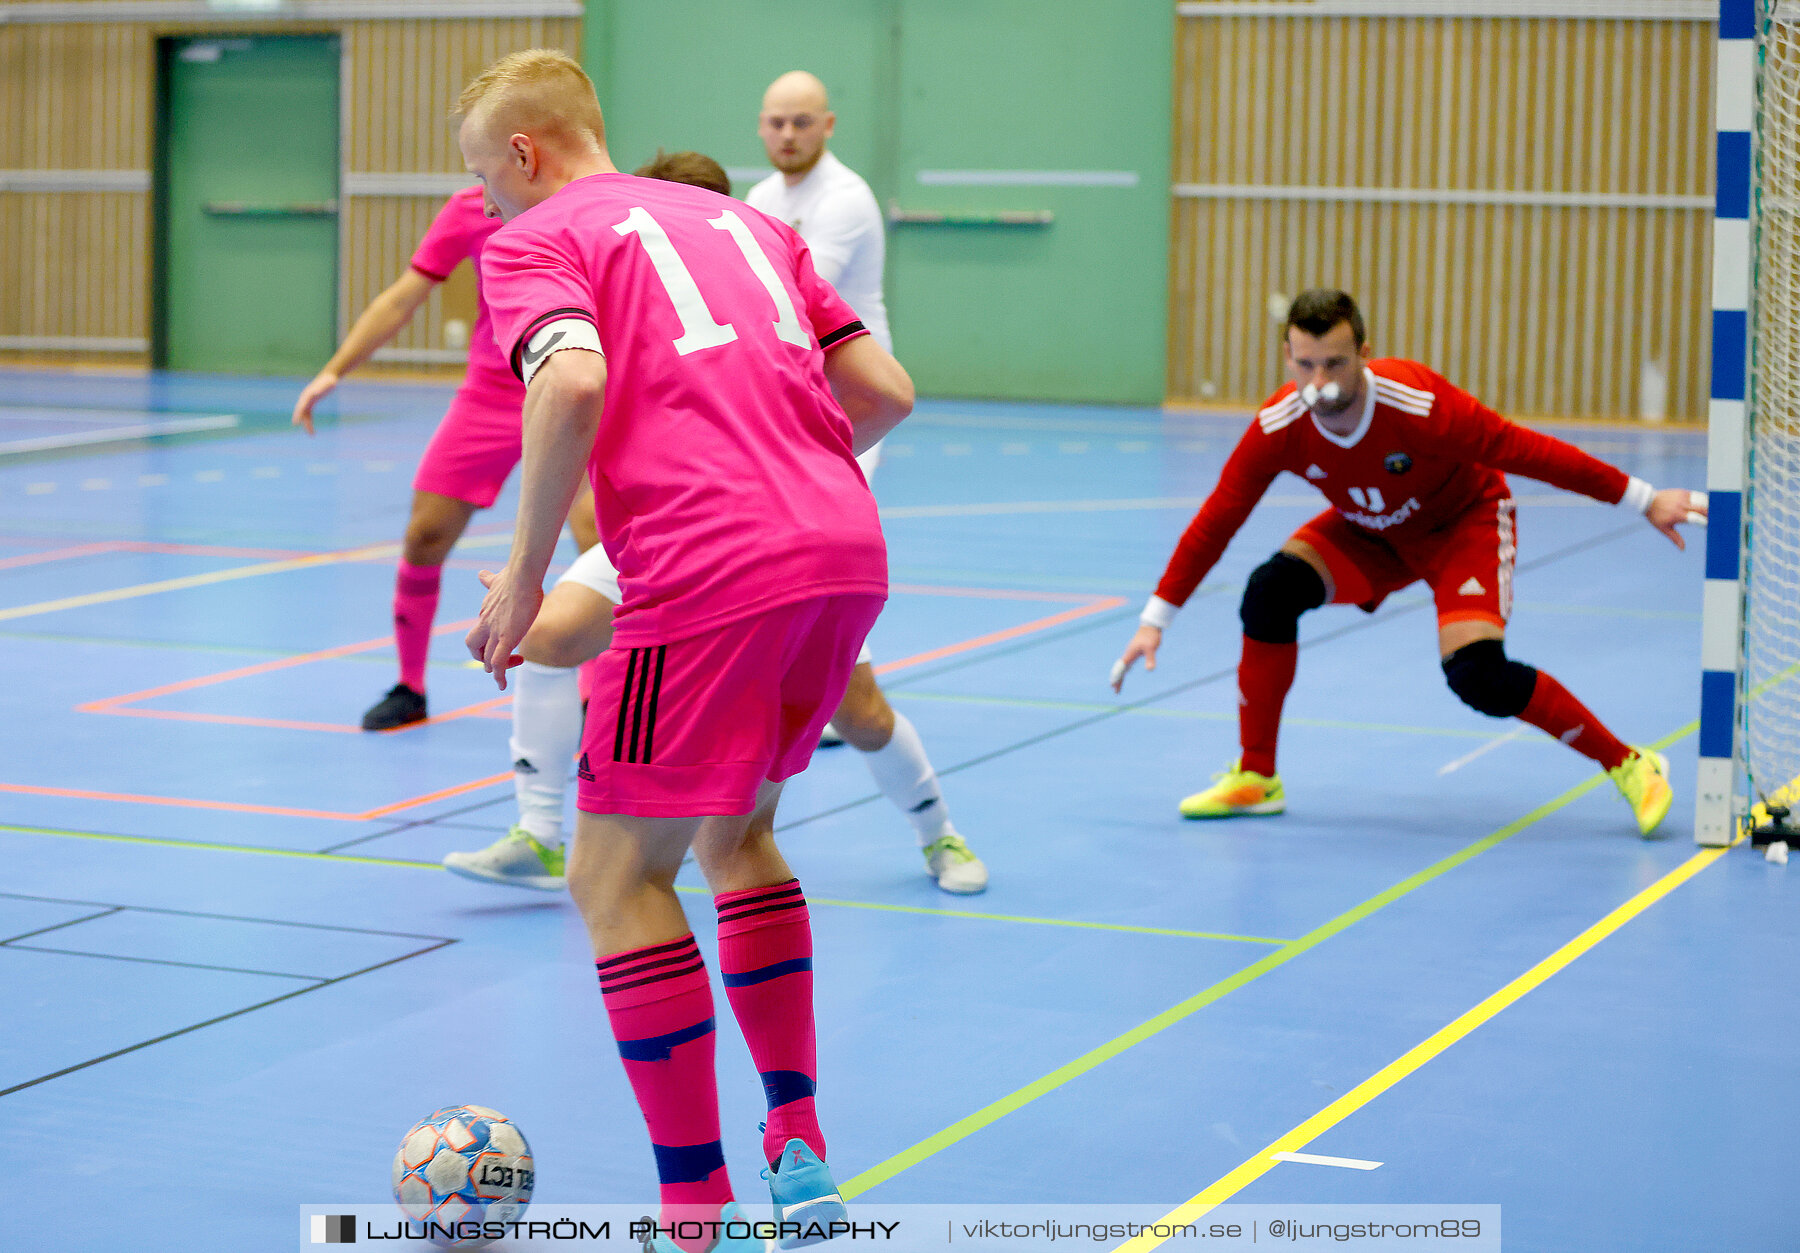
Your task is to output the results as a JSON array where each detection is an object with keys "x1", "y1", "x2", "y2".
[
  {"x1": 555, "y1": 543, "x2": 622, "y2": 604},
  {"x1": 553, "y1": 546, "x2": 865, "y2": 665}
]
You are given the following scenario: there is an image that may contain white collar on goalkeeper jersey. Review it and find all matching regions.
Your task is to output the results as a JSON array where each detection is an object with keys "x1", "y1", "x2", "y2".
[{"x1": 1310, "y1": 367, "x2": 1378, "y2": 449}]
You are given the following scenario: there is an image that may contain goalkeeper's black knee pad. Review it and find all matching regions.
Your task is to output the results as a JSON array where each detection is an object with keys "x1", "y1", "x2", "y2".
[
  {"x1": 1239, "y1": 552, "x2": 1327, "y2": 645},
  {"x1": 1442, "y1": 638, "x2": 1538, "y2": 718}
]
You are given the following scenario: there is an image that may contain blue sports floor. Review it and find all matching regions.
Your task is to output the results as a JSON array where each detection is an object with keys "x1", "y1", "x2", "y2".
[{"x1": 3, "y1": 369, "x2": 1795, "y2": 1251}]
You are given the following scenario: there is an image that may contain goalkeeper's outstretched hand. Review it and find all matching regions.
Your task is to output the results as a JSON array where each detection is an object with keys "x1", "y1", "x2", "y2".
[
  {"x1": 1647, "y1": 488, "x2": 1707, "y2": 551},
  {"x1": 1112, "y1": 624, "x2": 1162, "y2": 693}
]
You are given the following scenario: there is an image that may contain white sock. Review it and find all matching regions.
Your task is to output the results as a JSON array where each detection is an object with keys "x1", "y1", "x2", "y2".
[
  {"x1": 858, "y1": 710, "x2": 952, "y2": 846},
  {"x1": 509, "y1": 660, "x2": 583, "y2": 847}
]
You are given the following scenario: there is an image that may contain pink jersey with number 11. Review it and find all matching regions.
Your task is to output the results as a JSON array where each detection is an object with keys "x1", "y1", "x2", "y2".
[{"x1": 480, "y1": 172, "x2": 886, "y2": 647}]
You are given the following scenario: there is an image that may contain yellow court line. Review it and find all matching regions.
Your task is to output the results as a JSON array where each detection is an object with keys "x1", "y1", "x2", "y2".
[
  {"x1": 0, "y1": 542, "x2": 400, "y2": 622},
  {"x1": 1112, "y1": 834, "x2": 1739, "y2": 1251},
  {"x1": 837, "y1": 721, "x2": 1699, "y2": 1200}
]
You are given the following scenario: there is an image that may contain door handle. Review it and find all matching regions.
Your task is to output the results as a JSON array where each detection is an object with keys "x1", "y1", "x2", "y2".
[{"x1": 202, "y1": 200, "x2": 339, "y2": 218}]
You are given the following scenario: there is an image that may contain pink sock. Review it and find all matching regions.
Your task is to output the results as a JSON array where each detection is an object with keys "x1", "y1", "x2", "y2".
[
  {"x1": 393, "y1": 559, "x2": 441, "y2": 692},
  {"x1": 715, "y1": 879, "x2": 821, "y2": 1167},
  {"x1": 597, "y1": 935, "x2": 731, "y2": 1249}
]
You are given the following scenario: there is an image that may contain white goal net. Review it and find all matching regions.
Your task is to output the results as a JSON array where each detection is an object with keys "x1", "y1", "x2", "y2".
[{"x1": 1745, "y1": 5, "x2": 1800, "y2": 819}]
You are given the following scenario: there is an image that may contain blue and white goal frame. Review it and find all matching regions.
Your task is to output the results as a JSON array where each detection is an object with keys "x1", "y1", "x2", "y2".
[{"x1": 1697, "y1": 0, "x2": 1757, "y2": 846}]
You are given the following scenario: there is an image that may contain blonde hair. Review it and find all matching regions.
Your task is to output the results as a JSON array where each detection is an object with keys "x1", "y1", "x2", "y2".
[{"x1": 456, "y1": 49, "x2": 606, "y2": 151}]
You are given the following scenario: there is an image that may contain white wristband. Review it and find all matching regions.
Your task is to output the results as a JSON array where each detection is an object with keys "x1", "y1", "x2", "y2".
[
  {"x1": 1619, "y1": 476, "x2": 1655, "y2": 515},
  {"x1": 1140, "y1": 595, "x2": 1178, "y2": 630}
]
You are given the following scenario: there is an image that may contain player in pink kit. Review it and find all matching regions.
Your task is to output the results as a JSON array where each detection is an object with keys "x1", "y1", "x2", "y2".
[
  {"x1": 293, "y1": 184, "x2": 598, "y2": 730},
  {"x1": 457, "y1": 51, "x2": 913, "y2": 1253}
]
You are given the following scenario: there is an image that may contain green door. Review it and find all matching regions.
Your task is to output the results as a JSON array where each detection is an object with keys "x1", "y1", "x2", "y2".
[{"x1": 157, "y1": 35, "x2": 339, "y2": 374}]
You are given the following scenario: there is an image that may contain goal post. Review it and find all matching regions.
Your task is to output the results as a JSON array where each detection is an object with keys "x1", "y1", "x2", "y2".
[{"x1": 1698, "y1": 0, "x2": 1800, "y2": 846}]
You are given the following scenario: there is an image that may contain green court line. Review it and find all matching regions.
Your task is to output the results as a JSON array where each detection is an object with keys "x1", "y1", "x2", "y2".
[
  {"x1": 1, "y1": 822, "x2": 1280, "y2": 943},
  {"x1": 0, "y1": 822, "x2": 438, "y2": 868},
  {"x1": 892, "y1": 688, "x2": 1548, "y2": 742},
  {"x1": 837, "y1": 718, "x2": 1699, "y2": 1200},
  {"x1": 771, "y1": 892, "x2": 1286, "y2": 945}
]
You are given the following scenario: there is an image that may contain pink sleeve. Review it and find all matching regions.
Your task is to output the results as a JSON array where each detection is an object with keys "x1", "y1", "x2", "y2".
[
  {"x1": 479, "y1": 223, "x2": 597, "y2": 380},
  {"x1": 788, "y1": 230, "x2": 868, "y2": 351},
  {"x1": 409, "y1": 193, "x2": 479, "y2": 281}
]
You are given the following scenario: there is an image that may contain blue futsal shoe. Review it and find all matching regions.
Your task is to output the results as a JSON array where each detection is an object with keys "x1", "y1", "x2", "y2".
[
  {"x1": 763, "y1": 1138, "x2": 848, "y2": 1248},
  {"x1": 639, "y1": 1201, "x2": 766, "y2": 1252}
]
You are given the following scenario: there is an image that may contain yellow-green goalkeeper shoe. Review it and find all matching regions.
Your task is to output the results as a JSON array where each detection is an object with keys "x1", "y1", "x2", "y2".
[
  {"x1": 442, "y1": 825, "x2": 567, "y2": 891},
  {"x1": 1608, "y1": 747, "x2": 1672, "y2": 838},
  {"x1": 1178, "y1": 760, "x2": 1286, "y2": 819}
]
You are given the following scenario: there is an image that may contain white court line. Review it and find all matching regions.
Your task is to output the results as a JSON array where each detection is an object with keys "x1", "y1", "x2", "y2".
[
  {"x1": 0, "y1": 413, "x2": 238, "y2": 456},
  {"x1": 1270, "y1": 1152, "x2": 1382, "y2": 1170},
  {"x1": 1438, "y1": 727, "x2": 1528, "y2": 776}
]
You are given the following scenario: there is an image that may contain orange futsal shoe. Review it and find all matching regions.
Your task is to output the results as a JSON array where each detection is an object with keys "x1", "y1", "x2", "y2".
[{"x1": 1179, "y1": 760, "x2": 1286, "y2": 819}]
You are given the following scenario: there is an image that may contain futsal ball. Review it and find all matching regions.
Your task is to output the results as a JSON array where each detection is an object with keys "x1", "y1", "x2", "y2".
[{"x1": 391, "y1": 1105, "x2": 534, "y2": 1248}]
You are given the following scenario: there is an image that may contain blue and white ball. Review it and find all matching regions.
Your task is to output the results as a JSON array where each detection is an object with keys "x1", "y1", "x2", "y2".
[{"x1": 392, "y1": 1105, "x2": 534, "y2": 1248}]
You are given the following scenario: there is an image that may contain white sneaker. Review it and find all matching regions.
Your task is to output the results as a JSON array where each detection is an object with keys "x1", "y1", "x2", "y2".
[
  {"x1": 923, "y1": 831, "x2": 988, "y2": 895},
  {"x1": 442, "y1": 825, "x2": 567, "y2": 891}
]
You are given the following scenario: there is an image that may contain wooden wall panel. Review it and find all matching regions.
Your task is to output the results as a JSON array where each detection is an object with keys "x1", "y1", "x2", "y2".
[
  {"x1": 1, "y1": 15, "x2": 578, "y2": 366},
  {"x1": 0, "y1": 23, "x2": 153, "y2": 354},
  {"x1": 341, "y1": 17, "x2": 580, "y2": 362},
  {"x1": 0, "y1": 23, "x2": 151, "y2": 170},
  {"x1": 0, "y1": 191, "x2": 151, "y2": 342},
  {"x1": 1170, "y1": 14, "x2": 1714, "y2": 420},
  {"x1": 344, "y1": 18, "x2": 580, "y2": 175}
]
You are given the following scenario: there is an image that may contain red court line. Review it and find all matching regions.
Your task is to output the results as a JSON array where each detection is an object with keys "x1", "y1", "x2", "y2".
[
  {"x1": 77, "y1": 619, "x2": 482, "y2": 732},
  {"x1": 0, "y1": 771, "x2": 515, "y2": 822},
  {"x1": 888, "y1": 583, "x2": 1117, "y2": 604},
  {"x1": 0, "y1": 540, "x2": 321, "y2": 571},
  {"x1": 359, "y1": 771, "x2": 514, "y2": 819},
  {"x1": 873, "y1": 595, "x2": 1127, "y2": 675},
  {"x1": 31, "y1": 586, "x2": 1124, "y2": 822},
  {"x1": 0, "y1": 542, "x2": 121, "y2": 570},
  {"x1": 0, "y1": 782, "x2": 363, "y2": 821}
]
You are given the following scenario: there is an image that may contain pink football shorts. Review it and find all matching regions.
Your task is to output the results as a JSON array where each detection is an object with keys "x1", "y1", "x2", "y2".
[
  {"x1": 577, "y1": 594, "x2": 884, "y2": 818},
  {"x1": 411, "y1": 389, "x2": 522, "y2": 509}
]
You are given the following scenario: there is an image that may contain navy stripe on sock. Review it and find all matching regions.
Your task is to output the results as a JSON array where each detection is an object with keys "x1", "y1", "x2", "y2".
[
  {"x1": 651, "y1": 1139, "x2": 726, "y2": 1185},
  {"x1": 721, "y1": 956, "x2": 813, "y2": 988},
  {"x1": 760, "y1": 1069, "x2": 817, "y2": 1110},
  {"x1": 616, "y1": 1016, "x2": 716, "y2": 1062}
]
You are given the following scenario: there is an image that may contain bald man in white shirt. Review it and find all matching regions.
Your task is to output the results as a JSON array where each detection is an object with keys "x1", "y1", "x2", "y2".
[{"x1": 747, "y1": 71, "x2": 988, "y2": 895}]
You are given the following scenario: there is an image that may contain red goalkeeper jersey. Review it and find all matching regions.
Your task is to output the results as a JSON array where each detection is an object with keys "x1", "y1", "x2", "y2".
[{"x1": 1154, "y1": 359, "x2": 1632, "y2": 609}]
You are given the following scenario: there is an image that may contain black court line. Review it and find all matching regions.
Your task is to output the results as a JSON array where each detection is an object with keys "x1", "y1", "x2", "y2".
[
  {"x1": 778, "y1": 523, "x2": 1644, "y2": 834},
  {"x1": 3, "y1": 943, "x2": 330, "y2": 982},
  {"x1": 0, "y1": 906, "x2": 122, "y2": 945},
  {"x1": 0, "y1": 890, "x2": 450, "y2": 942},
  {"x1": 0, "y1": 937, "x2": 455, "y2": 1098},
  {"x1": 314, "y1": 790, "x2": 514, "y2": 854}
]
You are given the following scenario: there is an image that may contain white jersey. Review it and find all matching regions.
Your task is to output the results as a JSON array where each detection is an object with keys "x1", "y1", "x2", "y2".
[{"x1": 745, "y1": 151, "x2": 891, "y2": 352}]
